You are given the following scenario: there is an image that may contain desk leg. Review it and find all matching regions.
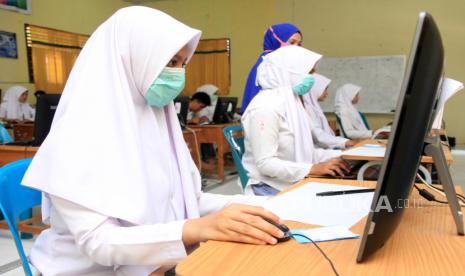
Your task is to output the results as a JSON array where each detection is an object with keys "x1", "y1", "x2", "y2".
[{"x1": 217, "y1": 140, "x2": 225, "y2": 182}]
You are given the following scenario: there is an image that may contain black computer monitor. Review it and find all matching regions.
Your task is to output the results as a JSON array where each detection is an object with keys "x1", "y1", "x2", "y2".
[
  {"x1": 32, "y1": 94, "x2": 61, "y2": 146},
  {"x1": 212, "y1": 97, "x2": 237, "y2": 124},
  {"x1": 174, "y1": 96, "x2": 189, "y2": 127},
  {"x1": 357, "y1": 12, "x2": 444, "y2": 262}
]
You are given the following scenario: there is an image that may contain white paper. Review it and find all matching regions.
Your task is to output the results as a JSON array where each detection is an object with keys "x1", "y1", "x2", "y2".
[
  {"x1": 432, "y1": 78, "x2": 464, "y2": 129},
  {"x1": 261, "y1": 182, "x2": 374, "y2": 228},
  {"x1": 341, "y1": 144, "x2": 386, "y2": 158},
  {"x1": 291, "y1": 225, "x2": 359, "y2": 243}
]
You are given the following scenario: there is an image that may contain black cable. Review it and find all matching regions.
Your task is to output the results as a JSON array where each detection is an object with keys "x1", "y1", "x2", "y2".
[
  {"x1": 291, "y1": 233, "x2": 339, "y2": 276},
  {"x1": 414, "y1": 184, "x2": 449, "y2": 204},
  {"x1": 430, "y1": 184, "x2": 465, "y2": 201}
]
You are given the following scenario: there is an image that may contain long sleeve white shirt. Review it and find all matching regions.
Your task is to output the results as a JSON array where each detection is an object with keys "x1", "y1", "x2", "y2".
[
  {"x1": 306, "y1": 107, "x2": 348, "y2": 149},
  {"x1": 339, "y1": 110, "x2": 373, "y2": 139},
  {"x1": 29, "y1": 193, "x2": 267, "y2": 276},
  {"x1": 241, "y1": 105, "x2": 341, "y2": 194}
]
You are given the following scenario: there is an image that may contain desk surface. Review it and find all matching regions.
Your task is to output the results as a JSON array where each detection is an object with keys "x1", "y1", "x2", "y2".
[
  {"x1": 342, "y1": 139, "x2": 453, "y2": 165},
  {"x1": 187, "y1": 123, "x2": 239, "y2": 181},
  {"x1": 177, "y1": 178, "x2": 465, "y2": 276},
  {"x1": 0, "y1": 145, "x2": 38, "y2": 166}
]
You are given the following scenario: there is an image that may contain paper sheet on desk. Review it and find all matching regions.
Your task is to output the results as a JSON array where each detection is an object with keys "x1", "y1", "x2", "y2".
[
  {"x1": 341, "y1": 145, "x2": 386, "y2": 158},
  {"x1": 432, "y1": 78, "x2": 464, "y2": 129},
  {"x1": 260, "y1": 182, "x2": 374, "y2": 228}
]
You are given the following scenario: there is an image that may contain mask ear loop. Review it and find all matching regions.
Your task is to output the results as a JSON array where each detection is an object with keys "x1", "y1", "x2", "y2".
[{"x1": 264, "y1": 27, "x2": 289, "y2": 53}]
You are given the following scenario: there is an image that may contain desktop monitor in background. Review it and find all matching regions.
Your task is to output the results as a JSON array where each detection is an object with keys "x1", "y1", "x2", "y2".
[
  {"x1": 212, "y1": 97, "x2": 237, "y2": 124},
  {"x1": 32, "y1": 94, "x2": 61, "y2": 146},
  {"x1": 357, "y1": 12, "x2": 447, "y2": 262},
  {"x1": 174, "y1": 96, "x2": 189, "y2": 128}
]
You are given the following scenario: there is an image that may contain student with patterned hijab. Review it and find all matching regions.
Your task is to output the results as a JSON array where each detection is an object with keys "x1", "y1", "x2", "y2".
[{"x1": 240, "y1": 23, "x2": 302, "y2": 113}]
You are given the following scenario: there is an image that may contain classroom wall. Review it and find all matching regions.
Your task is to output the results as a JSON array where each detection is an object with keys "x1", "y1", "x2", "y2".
[
  {"x1": 1, "y1": 0, "x2": 464, "y2": 142},
  {"x1": 140, "y1": 0, "x2": 465, "y2": 142},
  {"x1": 0, "y1": 0, "x2": 127, "y2": 102}
]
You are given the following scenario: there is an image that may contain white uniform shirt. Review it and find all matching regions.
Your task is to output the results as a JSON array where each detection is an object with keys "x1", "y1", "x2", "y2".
[
  {"x1": 242, "y1": 103, "x2": 341, "y2": 194},
  {"x1": 307, "y1": 107, "x2": 348, "y2": 149},
  {"x1": 30, "y1": 193, "x2": 267, "y2": 275},
  {"x1": 338, "y1": 109, "x2": 373, "y2": 139}
]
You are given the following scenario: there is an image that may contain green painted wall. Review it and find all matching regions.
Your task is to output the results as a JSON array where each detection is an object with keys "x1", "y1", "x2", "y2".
[{"x1": 1, "y1": 0, "x2": 464, "y2": 141}]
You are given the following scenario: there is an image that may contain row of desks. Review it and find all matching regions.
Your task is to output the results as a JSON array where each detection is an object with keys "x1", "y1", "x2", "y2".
[
  {"x1": 0, "y1": 123, "x2": 236, "y2": 182},
  {"x1": 175, "y1": 138, "x2": 462, "y2": 275},
  {"x1": 176, "y1": 177, "x2": 465, "y2": 275}
]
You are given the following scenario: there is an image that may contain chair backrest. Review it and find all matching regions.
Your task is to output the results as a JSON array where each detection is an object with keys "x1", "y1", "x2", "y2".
[
  {"x1": 335, "y1": 112, "x2": 371, "y2": 139},
  {"x1": 223, "y1": 125, "x2": 249, "y2": 189},
  {"x1": 0, "y1": 158, "x2": 39, "y2": 276},
  {"x1": 358, "y1": 111, "x2": 371, "y2": 130},
  {"x1": 335, "y1": 114, "x2": 348, "y2": 138}
]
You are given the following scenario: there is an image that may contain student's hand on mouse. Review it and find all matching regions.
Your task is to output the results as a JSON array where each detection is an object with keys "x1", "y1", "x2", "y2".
[
  {"x1": 310, "y1": 159, "x2": 350, "y2": 177},
  {"x1": 182, "y1": 204, "x2": 284, "y2": 246}
]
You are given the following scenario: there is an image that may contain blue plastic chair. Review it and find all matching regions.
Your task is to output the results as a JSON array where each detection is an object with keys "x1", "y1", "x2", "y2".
[
  {"x1": 223, "y1": 125, "x2": 249, "y2": 189},
  {"x1": 0, "y1": 123, "x2": 13, "y2": 143},
  {"x1": 0, "y1": 158, "x2": 41, "y2": 276}
]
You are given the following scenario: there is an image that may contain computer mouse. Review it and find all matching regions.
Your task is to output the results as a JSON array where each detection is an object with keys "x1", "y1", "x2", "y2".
[{"x1": 265, "y1": 219, "x2": 292, "y2": 243}]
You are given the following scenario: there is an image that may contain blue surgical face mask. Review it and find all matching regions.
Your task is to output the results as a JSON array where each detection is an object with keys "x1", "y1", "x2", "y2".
[
  {"x1": 144, "y1": 67, "x2": 185, "y2": 108},
  {"x1": 292, "y1": 74, "x2": 315, "y2": 96}
]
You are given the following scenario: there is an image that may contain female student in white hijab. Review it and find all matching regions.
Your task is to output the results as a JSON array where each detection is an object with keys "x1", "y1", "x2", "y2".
[
  {"x1": 0, "y1": 85, "x2": 35, "y2": 121},
  {"x1": 22, "y1": 7, "x2": 285, "y2": 275},
  {"x1": 241, "y1": 46, "x2": 349, "y2": 196},
  {"x1": 302, "y1": 74, "x2": 358, "y2": 149},
  {"x1": 334, "y1": 83, "x2": 373, "y2": 139}
]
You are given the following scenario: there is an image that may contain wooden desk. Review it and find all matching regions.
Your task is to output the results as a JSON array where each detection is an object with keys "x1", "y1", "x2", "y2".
[
  {"x1": 177, "y1": 178, "x2": 465, "y2": 275},
  {"x1": 188, "y1": 123, "x2": 237, "y2": 181},
  {"x1": 183, "y1": 129, "x2": 201, "y2": 169},
  {"x1": 343, "y1": 139, "x2": 453, "y2": 165},
  {"x1": 0, "y1": 145, "x2": 38, "y2": 166}
]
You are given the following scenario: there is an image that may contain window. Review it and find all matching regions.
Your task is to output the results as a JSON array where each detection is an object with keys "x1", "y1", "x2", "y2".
[
  {"x1": 184, "y1": 38, "x2": 231, "y2": 95},
  {"x1": 25, "y1": 24, "x2": 89, "y2": 93}
]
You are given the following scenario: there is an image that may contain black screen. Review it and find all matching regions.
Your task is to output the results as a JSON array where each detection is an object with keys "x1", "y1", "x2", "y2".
[
  {"x1": 357, "y1": 12, "x2": 444, "y2": 262},
  {"x1": 173, "y1": 96, "x2": 189, "y2": 128},
  {"x1": 212, "y1": 97, "x2": 237, "y2": 124},
  {"x1": 32, "y1": 94, "x2": 61, "y2": 146}
]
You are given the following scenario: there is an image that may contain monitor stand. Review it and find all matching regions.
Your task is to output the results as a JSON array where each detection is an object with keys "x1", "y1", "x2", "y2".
[{"x1": 423, "y1": 133, "x2": 464, "y2": 235}]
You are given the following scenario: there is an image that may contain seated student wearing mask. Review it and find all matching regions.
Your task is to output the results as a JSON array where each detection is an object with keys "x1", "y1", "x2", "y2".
[
  {"x1": 187, "y1": 91, "x2": 211, "y2": 124},
  {"x1": 302, "y1": 73, "x2": 358, "y2": 149},
  {"x1": 334, "y1": 83, "x2": 373, "y2": 139},
  {"x1": 22, "y1": 7, "x2": 284, "y2": 275},
  {"x1": 241, "y1": 46, "x2": 349, "y2": 196}
]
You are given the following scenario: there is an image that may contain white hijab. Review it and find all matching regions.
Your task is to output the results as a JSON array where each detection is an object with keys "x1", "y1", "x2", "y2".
[
  {"x1": 243, "y1": 45, "x2": 322, "y2": 163},
  {"x1": 1, "y1": 85, "x2": 33, "y2": 120},
  {"x1": 23, "y1": 7, "x2": 202, "y2": 225},
  {"x1": 302, "y1": 73, "x2": 333, "y2": 134},
  {"x1": 334, "y1": 83, "x2": 367, "y2": 130}
]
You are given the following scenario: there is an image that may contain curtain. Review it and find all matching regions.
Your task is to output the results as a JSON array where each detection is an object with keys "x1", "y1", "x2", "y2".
[
  {"x1": 25, "y1": 24, "x2": 89, "y2": 93},
  {"x1": 184, "y1": 38, "x2": 230, "y2": 95}
]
